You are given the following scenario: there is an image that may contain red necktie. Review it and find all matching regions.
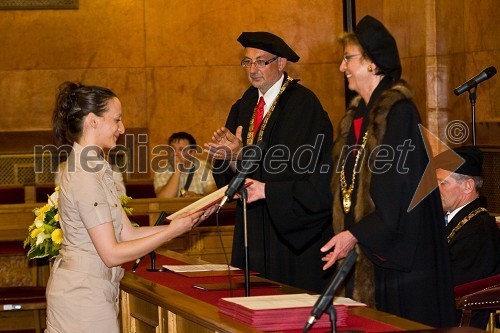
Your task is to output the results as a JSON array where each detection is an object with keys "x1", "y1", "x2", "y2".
[{"x1": 253, "y1": 96, "x2": 265, "y2": 137}]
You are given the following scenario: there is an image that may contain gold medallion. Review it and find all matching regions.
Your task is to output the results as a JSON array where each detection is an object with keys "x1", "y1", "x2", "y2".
[
  {"x1": 342, "y1": 194, "x2": 351, "y2": 213},
  {"x1": 339, "y1": 132, "x2": 368, "y2": 215}
]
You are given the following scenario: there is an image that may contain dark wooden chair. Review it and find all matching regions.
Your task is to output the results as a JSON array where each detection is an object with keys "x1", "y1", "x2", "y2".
[
  {"x1": 0, "y1": 242, "x2": 46, "y2": 333},
  {"x1": 125, "y1": 182, "x2": 156, "y2": 199},
  {"x1": 128, "y1": 214, "x2": 151, "y2": 227},
  {"x1": 35, "y1": 185, "x2": 55, "y2": 203},
  {"x1": 455, "y1": 274, "x2": 500, "y2": 332},
  {"x1": 0, "y1": 286, "x2": 46, "y2": 333},
  {"x1": 0, "y1": 185, "x2": 25, "y2": 204}
]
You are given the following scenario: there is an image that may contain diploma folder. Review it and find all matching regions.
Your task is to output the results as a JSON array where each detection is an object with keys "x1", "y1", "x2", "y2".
[
  {"x1": 164, "y1": 181, "x2": 258, "y2": 282},
  {"x1": 161, "y1": 264, "x2": 259, "y2": 278},
  {"x1": 217, "y1": 294, "x2": 350, "y2": 331},
  {"x1": 165, "y1": 181, "x2": 251, "y2": 224}
]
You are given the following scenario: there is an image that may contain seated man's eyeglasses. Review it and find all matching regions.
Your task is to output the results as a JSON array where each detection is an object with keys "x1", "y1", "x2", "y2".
[{"x1": 241, "y1": 56, "x2": 279, "y2": 68}]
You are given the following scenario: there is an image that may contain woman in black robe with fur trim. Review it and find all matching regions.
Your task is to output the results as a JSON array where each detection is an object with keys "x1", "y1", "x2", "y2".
[{"x1": 320, "y1": 16, "x2": 456, "y2": 327}]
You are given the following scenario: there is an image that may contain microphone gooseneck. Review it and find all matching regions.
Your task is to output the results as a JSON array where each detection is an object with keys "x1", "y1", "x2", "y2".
[
  {"x1": 218, "y1": 140, "x2": 266, "y2": 209},
  {"x1": 132, "y1": 211, "x2": 168, "y2": 272},
  {"x1": 303, "y1": 250, "x2": 358, "y2": 332}
]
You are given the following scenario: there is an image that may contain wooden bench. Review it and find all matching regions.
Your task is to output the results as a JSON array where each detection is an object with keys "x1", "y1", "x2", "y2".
[
  {"x1": 0, "y1": 241, "x2": 46, "y2": 333},
  {"x1": 125, "y1": 182, "x2": 156, "y2": 199},
  {"x1": 0, "y1": 186, "x2": 25, "y2": 204},
  {"x1": 0, "y1": 286, "x2": 46, "y2": 333}
]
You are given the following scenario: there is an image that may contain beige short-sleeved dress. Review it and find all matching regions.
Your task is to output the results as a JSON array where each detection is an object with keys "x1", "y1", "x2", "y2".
[{"x1": 45, "y1": 143, "x2": 125, "y2": 333}]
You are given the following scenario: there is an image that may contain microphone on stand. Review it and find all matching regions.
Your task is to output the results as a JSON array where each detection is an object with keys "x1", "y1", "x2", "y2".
[
  {"x1": 454, "y1": 66, "x2": 497, "y2": 96},
  {"x1": 216, "y1": 140, "x2": 266, "y2": 297},
  {"x1": 132, "y1": 211, "x2": 168, "y2": 272},
  {"x1": 303, "y1": 250, "x2": 358, "y2": 333},
  {"x1": 453, "y1": 66, "x2": 497, "y2": 146},
  {"x1": 218, "y1": 140, "x2": 266, "y2": 210}
]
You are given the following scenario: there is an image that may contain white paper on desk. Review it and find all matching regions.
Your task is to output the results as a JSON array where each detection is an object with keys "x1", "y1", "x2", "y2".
[
  {"x1": 162, "y1": 264, "x2": 240, "y2": 272},
  {"x1": 220, "y1": 294, "x2": 319, "y2": 310},
  {"x1": 219, "y1": 294, "x2": 366, "y2": 310},
  {"x1": 333, "y1": 296, "x2": 367, "y2": 307}
]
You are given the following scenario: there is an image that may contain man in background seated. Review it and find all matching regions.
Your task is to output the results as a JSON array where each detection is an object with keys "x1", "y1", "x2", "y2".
[
  {"x1": 436, "y1": 145, "x2": 500, "y2": 329},
  {"x1": 154, "y1": 132, "x2": 217, "y2": 198}
]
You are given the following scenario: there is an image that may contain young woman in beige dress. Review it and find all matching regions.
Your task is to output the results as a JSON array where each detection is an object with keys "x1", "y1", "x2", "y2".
[{"x1": 46, "y1": 81, "x2": 215, "y2": 333}]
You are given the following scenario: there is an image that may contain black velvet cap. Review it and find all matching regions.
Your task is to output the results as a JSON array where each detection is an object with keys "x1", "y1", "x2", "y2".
[
  {"x1": 237, "y1": 32, "x2": 300, "y2": 62},
  {"x1": 354, "y1": 15, "x2": 402, "y2": 81},
  {"x1": 436, "y1": 146, "x2": 483, "y2": 177}
]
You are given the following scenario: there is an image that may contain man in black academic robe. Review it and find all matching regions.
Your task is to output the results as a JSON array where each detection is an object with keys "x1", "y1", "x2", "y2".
[
  {"x1": 207, "y1": 32, "x2": 334, "y2": 293},
  {"x1": 445, "y1": 197, "x2": 500, "y2": 286},
  {"x1": 437, "y1": 146, "x2": 500, "y2": 328}
]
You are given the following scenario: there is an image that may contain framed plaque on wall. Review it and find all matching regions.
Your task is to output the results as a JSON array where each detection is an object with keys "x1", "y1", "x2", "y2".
[{"x1": 0, "y1": 0, "x2": 78, "y2": 10}]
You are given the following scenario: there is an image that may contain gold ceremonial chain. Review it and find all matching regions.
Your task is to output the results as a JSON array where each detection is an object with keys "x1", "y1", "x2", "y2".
[
  {"x1": 247, "y1": 76, "x2": 294, "y2": 145},
  {"x1": 340, "y1": 131, "x2": 369, "y2": 214},
  {"x1": 447, "y1": 207, "x2": 487, "y2": 243}
]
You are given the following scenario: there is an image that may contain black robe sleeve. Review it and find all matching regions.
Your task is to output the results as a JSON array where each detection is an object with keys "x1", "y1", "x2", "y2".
[{"x1": 264, "y1": 92, "x2": 334, "y2": 248}]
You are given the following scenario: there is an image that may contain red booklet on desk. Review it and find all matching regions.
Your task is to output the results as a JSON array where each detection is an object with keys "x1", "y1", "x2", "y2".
[
  {"x1": 165, "y1": 180, "x2": 252, "y2": 224},
  {"x1": 218, "y1": 294, "x2": 349, "y2": 331}
]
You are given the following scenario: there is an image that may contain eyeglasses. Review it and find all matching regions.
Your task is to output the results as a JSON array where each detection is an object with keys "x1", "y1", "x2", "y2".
[
  {"x1": 343, "y1": 54, "x2": 361, "y2": 64},
  {"x1": 241, "y1": 56, "x2": 278, "y2": 68}
]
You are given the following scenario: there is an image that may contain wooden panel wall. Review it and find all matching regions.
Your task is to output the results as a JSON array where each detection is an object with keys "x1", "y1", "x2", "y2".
[
  {"x1": 0, "y1": 0, "x2": 498, "y2": 168},
  {"x1": 357, "y1": 0, "x2": 499, "y2": 147},
  {"x1": 0, "y1": 0, "x2": 344, "y2": 180}
]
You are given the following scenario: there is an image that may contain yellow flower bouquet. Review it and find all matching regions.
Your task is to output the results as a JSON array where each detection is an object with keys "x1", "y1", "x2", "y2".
[
  {"x1": 24, "y1": 186, "x2": 62, "y2": 259},
  {"x1": 24, "y1": 186, "x2": 134, "y2": 260}
]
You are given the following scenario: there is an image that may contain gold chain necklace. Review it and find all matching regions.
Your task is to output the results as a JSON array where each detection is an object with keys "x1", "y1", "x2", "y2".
[
  {"x1": 247, "y1": 76, "x2": 293, "y2": 145},
  {"x1": 447, "y1": 207, "x2": 487, "y2": 243},
  {"x1": 340, "y1": 131, "x2": 369, "y2": 214}
]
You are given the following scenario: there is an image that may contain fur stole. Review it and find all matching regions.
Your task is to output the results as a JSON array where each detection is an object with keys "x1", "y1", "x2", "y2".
[{"x1": 331, "y1": 80, "x2": 414, "y2": 307}]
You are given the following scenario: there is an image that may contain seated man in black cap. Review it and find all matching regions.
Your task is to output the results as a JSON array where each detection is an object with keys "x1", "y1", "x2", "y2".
[
  {"x1": 436, "y1": 146, "x2": 500, "y2": 329},
  {"x1": 205, "y1": 32, "x2": 334, "y2": 293}
]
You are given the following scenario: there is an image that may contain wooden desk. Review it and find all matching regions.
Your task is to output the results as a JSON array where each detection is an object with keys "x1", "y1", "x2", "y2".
[{"x1": 120, "y1": 250, "x2": 432, "y2": 333}]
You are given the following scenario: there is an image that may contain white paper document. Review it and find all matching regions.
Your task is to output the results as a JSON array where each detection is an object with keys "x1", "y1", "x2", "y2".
[
  {"x1": 219, "y1": 293, "x2": 366, "y2": 310},
  {"x1": 162, "y1": 264, "x2": 240, "y2": 272},
  {"x1": 333, "y1": 296, "x2": 367, "y2": 307}
]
